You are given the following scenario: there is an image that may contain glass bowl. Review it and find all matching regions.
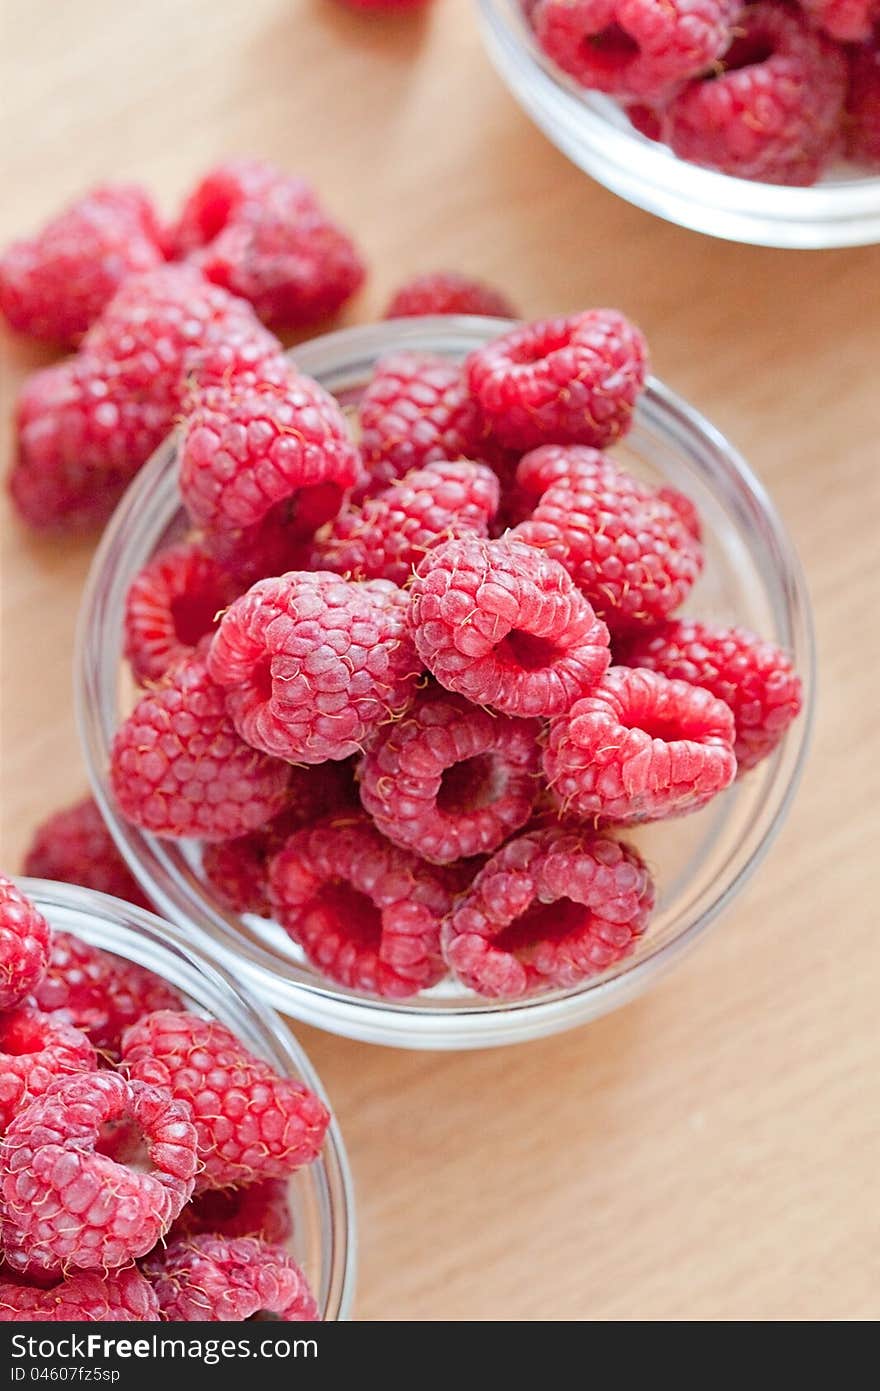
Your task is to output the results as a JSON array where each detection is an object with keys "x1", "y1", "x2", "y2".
[
  {"x1": 476, "y1": 0, "x2": 880, "y2": 249},
  {"x1": 76, "y1": 316, "x2": 814, "y2": 1049},
  {"x1": 16, "y1": 877, "x2": 356, "y2": 1319}
]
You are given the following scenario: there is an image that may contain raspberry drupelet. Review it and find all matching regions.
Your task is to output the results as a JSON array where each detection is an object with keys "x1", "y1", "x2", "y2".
[
  {"x1": 359, "y1": 686, "x2": 541, "y2": 864},
  {"x1": 0, "y1": 874, "x2": 51, "y2": 1010},
  {"x1": 169, "y1": 1178, "x2": 293, "y2": 1247},
  {"x1": 544, "y1": 665, "x2": 737, "y2": 824},
  {"x1": 208, "y1": 572, "x2": 420, "y2": 764},
  {"x1": 120, "y1": 1011, "x2": 330, "y2": 1190},
  {"x1": 465, "y1": 310, "x2": 647, "y2": 452},
  {"x1": 110, "y1": 645, "x2": 291, "y2": 841},
  {"x1": 845, "y1": 41, "x2": 880, "y2": 167},
  {"x1": 384, "y1": 271, "x2": 517, "y2": 320},
  {"x1": 0, "y1": 1005, "x2": 97, "y2": 1135},
  {"x1": 268, "y1": 813, "x2": 452, "y2": 997},
  {"x1": 0, "y1": 1071, "x2": 198, "y2": 1275},
  {"x1": 0, "y1": 1267, "x2": 160, "y2": 1322},
  {"x1": 408, "y1": 535, "x2": 611, "y2": 718},
  {"x1": 441, "y1": 826, "x2": 655, "y2": 998},
  {"x1": 800, "y1": 0, "x2": 878, "y2": 41},
  {"x1": 22, "y1": 797, "x2": 153, "y2": 910},
  {"x1": 143, "y1": 1235, "x2": 318, "y2": 1322},
  {"x1": 620, "y1": 620, "x2": 803, "y2": 770},
  {"x1": 124, "y1": 542, "x2": 240, "y2": 684}
]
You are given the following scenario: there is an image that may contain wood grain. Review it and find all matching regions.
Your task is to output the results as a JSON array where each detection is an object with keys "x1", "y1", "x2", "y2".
[{"x1": 2, "y1": 0, "x2": 878, "y2": 1322}]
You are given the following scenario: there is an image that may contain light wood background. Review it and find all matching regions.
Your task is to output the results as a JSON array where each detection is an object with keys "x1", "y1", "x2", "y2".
[{"x1": 2, "y1": 0, "x2": 878, "y2": 1322}]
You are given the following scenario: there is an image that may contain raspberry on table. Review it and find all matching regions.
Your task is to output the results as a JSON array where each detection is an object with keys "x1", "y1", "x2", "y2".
[
  {"x1": 544, "y1": 665, "x2": 737, "y2": 824},
  {"x1": 143, "y1": 1235, "x2": 317, "y2": 1321},
  {"x1": 208, "y1": 572, "x2": 420, "y2": 764},
  {"x1": 384, "y1": 271, "x2": 517, "y2": 320},
  {"x1": 169, "y1": 1178, "x2": 293, "y2": 1247},
  {"x1": 0, "y1": 185, "x2": 165, "y2": 347},
  {"x1": 620, "y1": 620, "x2": 803, "y2": 771},
  {"x1": 663, "y1": 3, "x2": 847, "y2": 185},
  {"x1": 465, "y1": 310, "x2": 648, "y2": 452},
  {"x1": 32, "y1": 930, "x2": 183, "y2": 1057},
  {"x1": 408, "y1": 535, "x2": 611, "y2": 717},
  {"x1": 121, "y1": 1010, "x2": 330, "y2": 1190},
  {"x1": 312, "y1": 459, "x2": 500, "y2": 586},
  {"x1": 800, "y1": 0, "x2": 878, "y2": 41},
  {"x1": 359, "y1": 686, "x2": 541, "y2": 863},
  {"x1": 0, "y1": 1266, "x2": 160, "y2": 1323},
  {"x1": 532, "y1": 0, "x2": 736, "y2": 100},
  {"x1": 845, "y1": 41, "x2": 880, "y2": 167},
  {"x1": 110, "y1": 645, "x2": 291, "y2": 841},
  {"x1": 441, "y1": 826, "x2": 655, "y2": 998},
  {"x1": 0, "y1": 875, "x2": 51, "y2": 1011},
  {"x1": 23, "y1": 797, "x2": 153, "y2": 911},
  {"x1": 513, "y1": 446, "x2": 704, "y2": 636},
  {"x1": 0, "y1": 1005, "x2": 97, "y2": 1136},
  {"x1": 124, "y1": 541, "x2": 239, "y2": 684},
  {"x1": 268, "y1": 812, "x2": 452, "y2": 997},
  {"x1": 0, "y1": 1071, "x2": 198, "y2": 1275}
]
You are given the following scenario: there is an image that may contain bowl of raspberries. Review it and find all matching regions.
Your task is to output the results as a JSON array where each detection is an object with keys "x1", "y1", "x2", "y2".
[
  {"x1": 477, "y1": 0, "x2": 880, "y2": 247},
  {"x1": 75, "y1": 309, "x2": 812, "y2": 1048},
  {"x1": 0, "y1": 875, "x2": 355, "y2": 1321}
]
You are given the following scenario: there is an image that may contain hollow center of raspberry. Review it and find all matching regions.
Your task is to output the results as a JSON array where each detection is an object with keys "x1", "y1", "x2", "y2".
[
  {"x1": 95, "y1": 1115, "x2": 153, "y2": 1174},
  {"x1": 495, "y1": 897, "x2": 589, "y2": 960},
  {"x1": 309, "y1": 881, "x2": 382, "y2": 951},
  {"x1": 720, "y1": 33, "x2": 775, "y2": 72},
  {"x1": 170, "y1": 589, "x2": 224, "y2": 647},
  {"x1": 501, "y1": 629, "x2": 561, "y2": 672},
  {"x1": 251, "y1": 657, "x2": 275, "y2": 706},
  {"x1": 437, "y1": 754, "x2": 503, "y2": 815},
  {"x1": 582, "y1": 23, "x2": 640, "y2": 74}
]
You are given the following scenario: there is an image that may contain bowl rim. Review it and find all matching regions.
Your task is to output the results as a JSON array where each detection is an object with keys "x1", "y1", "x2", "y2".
[{"x1": 75, "y1": 315, "x2": 815, "y2": 1049}]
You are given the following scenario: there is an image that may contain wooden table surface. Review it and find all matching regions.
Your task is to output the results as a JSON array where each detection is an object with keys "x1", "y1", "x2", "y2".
[{"x1": 2, "y1": 0, "x2": 878, "y2": 1323}]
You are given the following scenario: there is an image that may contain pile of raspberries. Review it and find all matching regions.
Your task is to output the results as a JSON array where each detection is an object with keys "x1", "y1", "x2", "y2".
[
  {"x1": 528, "y1": 0, "x2": 880, "y2": 185},
  {"x1": 0, "y1": 875, "x2": 327, "y2": 1322}
]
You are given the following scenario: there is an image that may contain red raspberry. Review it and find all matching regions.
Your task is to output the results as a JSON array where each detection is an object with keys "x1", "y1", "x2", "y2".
[
  {"x1": 172, "y1": 159, "x2": 365, "y2": 330},
  {"x1": 312, "y1": 459, "x2": 500, "y2": 586},
  {"x1": 31, "y1": 931, "x2": 183, "y2": 1056},
  {"x1": 1, "y1": 1071, "x2": 198, "y2": 1274},
  {"x1": 800, "y1": 0, "x2": 877, "y2": 40},
  {"x1": 544, "y1": 665, "x2": 737, "y2": 824},
  {"x1": 124, "y1": 542, "x2": 239, "y2": 685},
  {"x1": 169, "y1": 1178, "x2": 293, "y2": 1247},
  {"x1": 357, "y1": 353, "x2": 483, "y2": 497},
  {"x1": 360, "y1": 687, "x2": 541, "y2": 864},
  {"x1": 465, "y1": 310, "x2": 647, "y2": 452},
  {"x1": 23, "y1": 796, "x2": 152, "y2": 911},
  {"x1": 384, "y1": 271, "x2": 517, "y2": 320},
  {"x1": 0, "y1": 1266, "x2": 160, "y2": 1322},
  {"x1": 0, "y1": 1006, "x2": 97, "y2": 1135},
  {"x1": 208, "y1": 572, "x2": 419, "y2": 763},
  {"x1": 533, "y1": 0, "x2": 735, "y2": 100},
  {"x1": 0, "y1": 875, "x2": 51, "y2": 1011},
  {"x1": 441, "y1": 826, "x2": 654, "y2": 998},
  {"x1": 0, "y1": 185, "x2": 165, "y2": 347},
  {"x1": 846, "y1": 41, "x2": 880, "y2": 166},
  {"x1": 620, "y1": 620, "x2": 803, "y2": 771},
  {"x1": 663, "y1": 3, "x2": 846, "y2": 185},
  {"x1": 110, "y1": 646, "x2": 290, "y2": 841},
  {"x1": 121, "y1": 1011, "x2": 329, "y2": 1190},
  {"x1": 268, "y1": 813, "x2": 452, "y2": 997},
  {"x1": 408, "y1": 535, "x2": 610, "y2": 717},
  {"x1": 143, "y1": 1235, "x2": 317, "y2": 1321},
  {"x1": 513, "y1": 446, "x2": 703, "y2": 636}
]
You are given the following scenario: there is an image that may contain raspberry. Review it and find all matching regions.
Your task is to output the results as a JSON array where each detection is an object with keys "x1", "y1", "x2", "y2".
[
  {"x1": 441, "y1": 826, "x2": 654, "y2": 998},
  {"x1": 143, "y1": 1235, "x2": 317, "y2": 1321},
  {"x1": 110, "y1": 645, "x2": 290, "y2": 841},
  {"x1": 465, "y1": 310, "x2": 647, "y2": 452},
  {"x1": 408, "y1": 535, "x2": 610, "y2": 717},
  {"x1": 169, "y1": 1178, "x2": 293, "y2": 1247},
  {"x1": 0, "y1": 1267, "x2": 160, "y2": 1322},
  {"x1": 533, "y1": 0, "x2": 735, "y2": 100},
  {"x1": 357, "y1": 353, "x2": 483, "y2": 497},
  {"x1": 658, "y1": 484, "x2": 702, "y2": 541},
  {"x1": 1, "y1": 1071, "x2": 198, "y2": 1274},
  {"x1": 268, "y1": 813, "x2": 451, "y2": 997},
  {"x1": 0, "y1": 185, "x2": 165, "y2": 347},
  {"x1": 846, "y1": 41, "x2": 880, "y2": 166},
  {"x1": 208, "y1": 572, "x2": 419, "y2": 763},
  {"x1": 172, "y1": 159, "x2": 365, "y2": 329},
  {"x1": 800, "y1": 0, "x2": 877, "y2": 40},
  {"x1": 360, "y1": 687, "x2": 541, "y2": 864},
  {"x1": 0, "y1": 1006, "x2": 97, "y2": 1135},
  {"x1": 663, "y1": 3, "x2": 846, "y2": 185},
  {"x1": 179, "y1": 374, "x2": 361, "y2": 583},
  {"x1": 620, "y1": 620, "x2": 803, "y2": 771},
  {"x1": 384, "y1": 271, "x2": 517, "y2": 320},
  {"x1": 31, "y1": 931, "x2": 183, "y2": 1056},
  {"x1": 22, "y1": 796, "x2": 152, "y2": 911},
  {"x1": 513, "y1": 447, "x2": 703, "y2": 636},
  {"x1": 312, "y1": 459, "x2": 500, "y2": 586},
  {"x1": 544, "y1": 665, "x2": 737, "y2": 823},
  {"x1": 124, "y1": 542, "x2": 239, "y2": 684},
  {"x1": 121, "y1": 1011, "x2": 329, "y2": 1190},
  {"x1": 0, "y1": 875, "x2": 51, "y2": 1010}
]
